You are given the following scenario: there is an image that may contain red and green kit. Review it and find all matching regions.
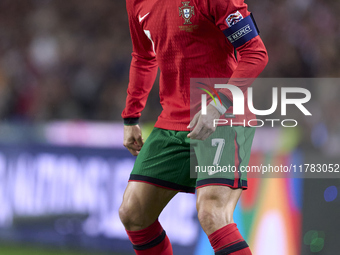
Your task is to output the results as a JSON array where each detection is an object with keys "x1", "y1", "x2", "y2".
[{"x1": 122, "y1": 0, "x2": 268, "y2": 191}]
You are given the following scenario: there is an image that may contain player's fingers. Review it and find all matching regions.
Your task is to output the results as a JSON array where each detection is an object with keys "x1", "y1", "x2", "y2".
[
  {"x1": 124, "y1": 142, "x2": 141, "y2": 156},
  {"x1": 124, "y1": 139, "x2": 141, "y2": 153},
  {"x1": 199, "y1": 129, "x2": 212, "y2": 141},
  {"x1": 188, "y1": 122, "x2": 203, "y2": 139},
  {"x1": 195, "y1": 123, "x2": 215, "y2": 140},
  {"x1": 194, "y1": 128, "x2": 207, "y2": 140},
  {"x1": 123, "y1": 135, "x2": 135, "y2": 147},
  {"x1": 135, "y1": 135, "x2": 144, "y2": 147},
  {"x1": 126, "y1": 142, "x2": 141, "y2": 151},
  {"x1": 187, "y1": 112, "x2": 200, "y2": 129},
  {"x1": 127, "y1": 148, "x2": 140, "y2": 156}
]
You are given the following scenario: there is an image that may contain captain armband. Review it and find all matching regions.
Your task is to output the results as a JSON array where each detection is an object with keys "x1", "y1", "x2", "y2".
[{"x1": 222, "y1": 13, "x2": 260, "y2": 48}]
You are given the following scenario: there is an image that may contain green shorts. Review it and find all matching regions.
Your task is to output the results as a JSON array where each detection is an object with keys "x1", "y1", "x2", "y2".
[{"x1": 129, "y1": 126, "x2": 255, "y2": 193}]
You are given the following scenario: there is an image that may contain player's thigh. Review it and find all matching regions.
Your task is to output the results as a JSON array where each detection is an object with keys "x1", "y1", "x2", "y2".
[
  {"x1": 122, "y1": 181, "x2": 178, "y2": 216},
  {"x1": 120, "y1": 181, "x2": 178, "y2": 230}
]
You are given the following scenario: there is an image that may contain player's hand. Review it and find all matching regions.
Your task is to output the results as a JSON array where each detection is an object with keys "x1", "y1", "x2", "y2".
[
  {"x1": 123, "y1": 125, "x2": 144, "y2": 156},
  {"x1": 187, "y1": 105, "x2": 221, "y2": 140}
]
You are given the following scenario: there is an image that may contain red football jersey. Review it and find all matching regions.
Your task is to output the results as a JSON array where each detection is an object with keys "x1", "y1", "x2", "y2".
[{"x1": 122, "y1": 0, "x2": 268, "y2": 130}]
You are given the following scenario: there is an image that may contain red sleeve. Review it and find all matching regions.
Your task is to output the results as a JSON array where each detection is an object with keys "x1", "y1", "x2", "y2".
[
  {"x1": 121, "y1": 0, "x2": 158, "y2": 122},
  {"x1": 228, "y1": 37, "x2": 268, "y2": 92},
  {"x1": 202, "y1": 0, "x2": 268, "y2": 98}
]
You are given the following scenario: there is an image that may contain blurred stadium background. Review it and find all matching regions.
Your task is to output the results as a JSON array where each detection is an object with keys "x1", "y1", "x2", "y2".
[{"x1": 0, "y1": 0, "x2": 339, "y2": 254}]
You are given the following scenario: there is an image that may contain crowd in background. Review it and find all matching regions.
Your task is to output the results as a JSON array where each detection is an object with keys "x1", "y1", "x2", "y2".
[
  {"x1": 0, "y1": 0, "x2": 130, "y2": 121},
  {"x1": 0, "y1": 0, "x2": 339, "y2": 154}
]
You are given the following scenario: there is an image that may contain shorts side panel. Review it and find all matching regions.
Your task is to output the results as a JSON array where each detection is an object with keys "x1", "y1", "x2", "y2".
[
  {"x1": 235, "y1": 126, "x2": 256, "y2": 182},
  {"x1": 195, "y1": 126, "x2": 255, "y2": 190}
]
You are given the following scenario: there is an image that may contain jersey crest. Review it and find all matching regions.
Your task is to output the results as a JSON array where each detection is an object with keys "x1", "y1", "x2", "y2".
[{"x1": 179, "y1": 2, "x2": 195, "y2": 25}]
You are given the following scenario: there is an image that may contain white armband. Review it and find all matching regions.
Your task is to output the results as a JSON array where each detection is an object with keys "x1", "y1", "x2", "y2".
[{"x1": 209, "y1": 98, "x2": 227, "y2": 115}]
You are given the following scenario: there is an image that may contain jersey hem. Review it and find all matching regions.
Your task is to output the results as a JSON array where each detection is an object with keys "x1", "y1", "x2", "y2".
[
  {"x1": 154, "y1": 121, "x2": 190, "y2": 131},
  {"x1": 154, "y1": 119, "x2": 257, "y2": 131}
]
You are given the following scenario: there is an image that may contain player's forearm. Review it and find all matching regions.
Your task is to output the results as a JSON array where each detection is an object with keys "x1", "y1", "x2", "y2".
[
  {"x1": 218, "y1": 36, "x2": 268, "y2": 108},
  {"x1": 121, "y1": 54, "x2": 158, "y2": 124},
  {"x1": 230, "y1": 36, "x2": 268, "y2": 82}
]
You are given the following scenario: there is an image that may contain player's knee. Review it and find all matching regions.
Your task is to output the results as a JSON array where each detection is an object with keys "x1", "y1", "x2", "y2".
[
  {"x1": 197, "y1": 206, "x2": 218, "y2": 231},
  {"x1": 119, "y1": 201, "x2": 144, "y2": 230},
  {"x1": 118, "y1": 202, "x2": 131, "y2": 227},
  {"x1": 196, "y1": 194, "x2": 234, "y2": 232}
]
